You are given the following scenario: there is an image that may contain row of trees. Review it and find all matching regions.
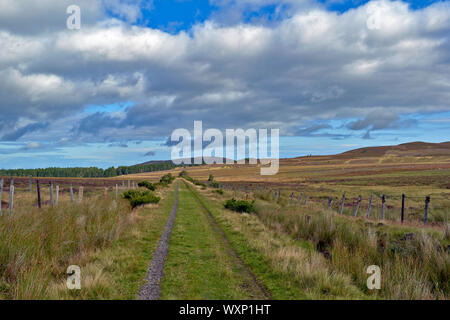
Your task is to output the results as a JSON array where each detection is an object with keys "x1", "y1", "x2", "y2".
[{"x1": 0, "y1": 162, "x2": 178, "y2": 178}]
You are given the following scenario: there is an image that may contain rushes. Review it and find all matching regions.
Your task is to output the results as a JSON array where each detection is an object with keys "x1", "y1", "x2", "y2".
[
  {"x1": 0, "y1": 195, "x2": 131, "y2": 299},
  {"x1": 254, "y1": 201, "x2": 449, "y2": 299}
]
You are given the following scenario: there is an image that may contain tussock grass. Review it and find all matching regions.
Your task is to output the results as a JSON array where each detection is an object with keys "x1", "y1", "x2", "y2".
[
  {"x1": 0, "y1": 192, "x2": 133, "y2": 299},
  {"x1": 254, "y1": 201, "x2": 449, "y2": 299}
]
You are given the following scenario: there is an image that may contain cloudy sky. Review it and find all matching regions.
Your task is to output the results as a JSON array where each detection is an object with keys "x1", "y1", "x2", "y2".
[{"x1": 0, "y1": 0, "x2": 449, "y2": 169}]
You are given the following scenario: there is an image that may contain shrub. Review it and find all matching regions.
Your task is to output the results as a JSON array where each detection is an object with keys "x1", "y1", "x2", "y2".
[
  {"x1": 160, "y1": 173, "x2": 175, "y2": 184},
  {"x1": 138, "y1": 181, "x2": 155, "y2": 191},
  {"x1": 224, "y1": 198, "x2": 255, "y2": 213},
  {"x1": 208, "y1": 174, "x2": 214, "y2": 182},
  {"x1": 122, "y1": 190, "x2": 160, "y2": 208},
  {"x1": 213, "y1": 189, "x2": 224, "y2": 195},
  {"x1": 209, "y1": 182, "x2": 220, "y2": 188}
]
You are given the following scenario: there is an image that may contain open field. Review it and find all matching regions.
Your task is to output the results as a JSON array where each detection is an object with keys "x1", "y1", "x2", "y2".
[{"x1": 0, "y1": 142, "x2": 449, "y2": 300}]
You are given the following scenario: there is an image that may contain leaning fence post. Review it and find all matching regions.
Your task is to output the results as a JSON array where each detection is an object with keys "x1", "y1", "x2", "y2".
[
  {"x1": 55, "y1": 185, "x2": 59, "y2": 206},
  {"x1": 0, "y1": 178, "x2": 3, "y2": 216},
  {"x1": 339, "y1": 194, "x2": 345, "y2": 214},
  {"x1": 401, "y1": 194, "x2": 405, "y2": 224},
  {"x1": 297, "y1": 194, "x2": 303, "y2": 206},
  {"x1": 37, "y1": 180, "x2": 41, "y2": 208},
  {"x1": 304, "y1": 195, "x2": 309, "y2": 205},
  {"x1": 327, "y1": 197, "x2": 332, "y2": 209},
  {"x1": 9, "y1": 182, "x2": 14, "y2": 215},
  {"x1": 381, "y1": 195, "x2": 386, "y2": 220},
  {"x1": 78, "y1": 186, "x2": 84, "y2": 203},
  {"x1": 353, "y1": 195, "x2": 362, "y2": 217},
  {"x1": 50, "y1": 183, "x2": 54, "y2": 207},
  {"x1": 424, "y1": 196, "x2": 430, "y2": 225},
  {"x1": 70, "y1": 184, "x2": 74, "y2": 203},
  {"x1": 366, "y1": 194, "x2": 373, "y2": 218}
]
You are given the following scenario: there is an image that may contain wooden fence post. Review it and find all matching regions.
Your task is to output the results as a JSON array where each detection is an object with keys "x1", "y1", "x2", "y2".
[
  {"x1": 381, "y1": 195, "x2": 386, "y2": 220},
  {"x1": 115, "y1": 184, "x2": 119, "y2": 199},
  {"x1": 50, "y1": 183, "x2": 54, "y2": 207},
  {"x1": 304, "y1": 195, "x2": 309, "y2": 205},
  {"x1": 128, "y1": 180, "x2": 130, "y2": 188},
  {"x1": 0, "y1": 178, "x2": 3, "y2": 216},
  {"x1": 29, "y1": 176, "x2": 33, "y2": 192},
  {"x1": 55, "y1": 185, "x2": 59, "y2": 206},
  {"x1": 366, "y1": 194, "x2": 373, "y2": 218},
  {"x1": 339, "y1": 194, "x2": 345, "y2": 214},
  {"x1": 9, "y1": 184, "x2": 14, "y2": 215},
  {"x1": 70, "y1": 184, "x2": 74, "y2": 203},
  {"x1": 277, "y1": 189, "x2": 281, "y2": 204},
  {"x1": 290, "y1": 192, "x2": 294, "y2": 206},
  {"x1": 273, "y1": 190, "x2": 277, "y2": 201},
  {"x1": 424, "y1": 196, "x2": 430, "y2": 225},
  {"x1": 297, "y1": 194, "x2": 303, "y2": 206},
  {"x1": 401, "y1": 194, "x2": 405, "y2": 224},
  {"x1": 78, "y1": 186, "x2": 84, "y2": 203},
  {"x1": 104, "y1": 187, "x2": 107, "y2": 199},
  {"x1": 353, "y1": 195, "x2": 362, "y2": 217},
  {"x1": 37, "y1": 180, "x2": 41, "y2": 208},
  {"x1": 327, "y1": 197, "x2": 332, "y2": 209}
]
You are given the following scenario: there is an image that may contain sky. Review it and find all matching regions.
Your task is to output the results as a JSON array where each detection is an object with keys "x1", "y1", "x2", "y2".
[{"x1": 0, "y1": 0, "x2": 449, "y2": 169}]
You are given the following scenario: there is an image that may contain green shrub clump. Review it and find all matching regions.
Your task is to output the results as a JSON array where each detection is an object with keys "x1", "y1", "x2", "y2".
[
  {"x1": 122, "y1": 190, "x2": 160, "y2": 208},
  {"x1": 213, "y1": 189, "x2": 224, "y2": 195},
  {"x1": 209, "y1": 182, "x2": 220, "y2": 188},
  {"x1": 160, "y1": 173, "x2": 175, "y2": 184},
  {"x1": 138, "y1": 181, "x2": 155, "y2": 191},
  {"x1": 223, "y1": 198, "x2": 255, "y2": 213}
]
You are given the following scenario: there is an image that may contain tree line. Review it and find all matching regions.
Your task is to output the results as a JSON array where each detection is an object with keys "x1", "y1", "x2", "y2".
[{"x1": 0, "y1": 161, "x2": 179, "y2": 178}]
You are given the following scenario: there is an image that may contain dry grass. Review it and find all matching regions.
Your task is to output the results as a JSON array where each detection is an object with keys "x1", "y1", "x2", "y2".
[{"x1": 0, "y1": 189, "x2": 133, "y2": 299}]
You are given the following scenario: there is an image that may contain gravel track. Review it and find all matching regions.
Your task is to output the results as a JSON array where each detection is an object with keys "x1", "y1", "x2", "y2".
[{"x1": 138, "y1": 184, "x2": 178, "y2": 300}]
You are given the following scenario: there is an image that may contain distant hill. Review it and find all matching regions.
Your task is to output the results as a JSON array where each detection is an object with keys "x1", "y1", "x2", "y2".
[{"x1": 337, "y1": 141, "x2": 450, "y2": 158}]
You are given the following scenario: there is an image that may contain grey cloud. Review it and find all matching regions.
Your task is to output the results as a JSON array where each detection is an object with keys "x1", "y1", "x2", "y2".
[
  {"x1": 1, "y1": 122, "x2": 49, "y2": 141},
  {"x1": 0, "y1": 1, "x2": 449, "y2": 146},
  {"x1": 346, "y1": 111, "x2": 417, "y2": 131}
]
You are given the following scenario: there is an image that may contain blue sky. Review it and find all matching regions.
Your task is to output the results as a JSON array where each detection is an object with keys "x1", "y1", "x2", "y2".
[{"x1": 0, "y1": 0, "x2": 449, "y2": 169}]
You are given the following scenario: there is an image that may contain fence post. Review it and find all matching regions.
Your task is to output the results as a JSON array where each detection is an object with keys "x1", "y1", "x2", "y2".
[
  {"x1": 339, "y1": 194, "x2": 345, "y2": 214},
  {"x1": 37, "y1": 180, "x2": 41, "y2": 208},
  {"x1": 273, "y1": 190, "x2": 277, "y2": 201},
  {"x1": 29, "y1": 176, "x2": 33, "y2": 192},
  {"x1": 0, "y1": 178, "x2": 3, "y2": 216},
  {"x1": 9, "y1": 184, "x2": 14, "y2": 215},
  {"x1": 297, "y1": 194, "x2": 303, "y2": 206},
  {"x1": 277, "y1": 189, "x2": 281, "y2": 204},
  {"x1": 128, "y1": 180, "x2": 130, "y2": 188},
  {"x1": 401, "y1": 194, "x2": 405, "y2": 224},
  {"x1": 424, "y1": 196, "x2": 430, "y2": 225},
  {"x1": 353, "y1": 195, "x2": 362, "y2": 217},
  {"x1": 115, "y1": 184, "x2": 119, "y2": 199},
  {"x1": 327, "y1": 197, "x2": 332, "y2": 209},
  {"x1": 381, "y1": 195, "x2": 386, "y2": 220},
  {"x1": 366, "y1": 194, "x2": 373, "y2": 218},
  {"x1": 50, "y1": 183, "x2": 54, "y2": 207},
  {"x1": 304, "y1": 195, "x2": 309, "y2": 205},
  {"x1": 70, "y1": 184, "x2": 74, "y2": 203},
  {"x1": 78, "y1": 186, "x2": 84, "y2": 203},
  {"x1": 122, "y1": 181, "x2": 125, "y2": 188},
  {"x1": 104, "y1": 187, "x2": 107, "y2": 199},
  {"x1": 55, "y1": 185, "x2": 59, "y2": 206},
  {"x1": 290, "y1": 192, "x2": 294, "y2": 206}
]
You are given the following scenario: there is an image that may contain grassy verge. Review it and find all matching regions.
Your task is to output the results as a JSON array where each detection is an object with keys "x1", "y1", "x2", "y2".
[
  {"x1": 0, "y1": 184, "x2": 175, "y2": 299},
  {"x1": 159, "y1": 182, "x2": 265, "y2": 299},
  {"x1": 185, "y1": 183, "x2": 368, "y2": 299}
]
